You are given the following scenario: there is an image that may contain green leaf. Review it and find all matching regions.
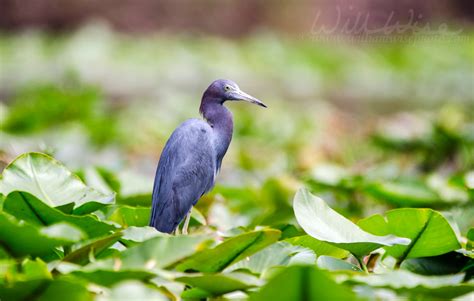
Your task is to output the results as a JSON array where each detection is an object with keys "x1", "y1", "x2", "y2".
[
  {"x1": 96, "y1": 280, "x2": 168, "y2": 301},
  {"x1": 2, "y1": 81, "x2": 101, "y2": 134},
  {"x1": 365, "y1": 180, "x2": 440, "y2": 207},
  {"x1": 71, "y1": 269, "x2": 155, "y2": 287},
  {"x1": 427, "y1": 174, "x2": 469, "y2": 204},
  {"x1": 0, "y1": 213, "x2": 83, "y2": 258},
  {"x1": 309, "y1": 164, "x2": 351, "y2": 188},
  {"x1": 358, "y1": 208, "x2": 461, "y2": 263},
  {"x1": 190, "y1": 207, "x2": 207, "y2": 226},
  {"x1": 0, "y1": 246, "x2": 10, "y2": 260},
  {"x1": 115, "y1": 171, "x2": 153, "y2": 206},
  {"x1": 79, "y1": 167, "x2": 116, "y2": 195},
  {"x1": 0, "y1": 153, "x2": 114, "y2": 214},
  {"x1": 180, "y1": 288, "x2": 212, "y2": 299},
  {"x1": 225, "y1": 242, "x2": 312, "y2": 274},
  {"x1": 41, "y1": 223, "x2": 84, "y2": 242},
  {"x1": 117, "y1": 194, "x2": 151, "y2": 207},
  {"x1": 177, "y1": 229, "x2": 281, "y2": 273},
  {"x1": 249, "y1": 265, "x2": 358, "y2": 301},
  {"x1": 273, "y1": 224, "x2": 303, "y2": 239},
  {"x1": 36, "y1": 276, "x2": 92, "y2": 301},
  {"x1": 177, "y1": 272, "x2": 261, "y2": 297},
  {"x1": 0, "y1": 258, "x2": 52, "y2": 301},
  {"x1": 107, "y1": 205, "x2": 150, "y2": 227},
  {"x1": 62, "y1": 232, "x2": 123, "y2": 265},
  {"x1": 285, "y1": 235, "x2": 349, "y2": 259},
  {"x1": 120, "y1": 226, "x2": 162, "y2": 244},
  {"x1": 3, "y1": 191, "x2": 115, "y2": 238},
  {"x1": 348, "y1": 270, "x2": 474, "y2": 299},
  {"x1": 401, "y1": 252, "x2": 471, "y2": 276},
  {"x1": 88, "y1": 234, "x2": 209, "y2": 271},
  {"x1": 293, "y1": 188, "x2": 410, "y2": 257},
  {"x1": 317, "y1": 256, "x2": 362, "y2": 272},
  {"x1": 0, "y1": 193, "x2": 4, "y2": 211},
  {"x1": 467, "y1": 228, "x2": 474, "y2": 251}
]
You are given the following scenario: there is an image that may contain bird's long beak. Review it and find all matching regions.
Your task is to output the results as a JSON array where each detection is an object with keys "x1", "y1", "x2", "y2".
[{"x1": 231, "y1": 89, "x2": 267, "y2": 108}]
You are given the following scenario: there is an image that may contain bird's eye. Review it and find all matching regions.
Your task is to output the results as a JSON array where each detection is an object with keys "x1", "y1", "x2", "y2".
[{"x1": 224, "y1": 85, "x2": 231, "y2": 91}]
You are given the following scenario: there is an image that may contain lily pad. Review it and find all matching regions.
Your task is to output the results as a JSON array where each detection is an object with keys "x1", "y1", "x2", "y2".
[
  {"x1": 71, "y1": 269, "x2": 155, "y2": 287},
  {"x1": 365, "y1": 180, "x2": 440, "y2": 207},
  {"x1": 87, "y1": 234, "x2": 210, "y2": 271},
  {"x1": 120, "y1": 226, "x2": 162, "y2": 244},
  {"x1": 107, "y1": 205, "x2": 150, "y2": 227},
  {"x1": 401, "y1": 252, "x2": 471, "y2": 276},
  {"x1": 293, "y1": 188, "x2": 410, "y2": 257},
  {"x1": 285, "y1": 235, "x2": 349, "y2": 259},
  {"x1": 36, "y1": 276, "x2": 92, "y2": 301},
  {"x1": 0, "y1": 259, "x2": 52, "y2": 301},
  {"x1": 0, "y1": 213, "x2": 83, "y2": 258},
  {"x1": 0, "y1": 153, "x2": 114, "y2": 214},
  {"x1": 467, "y1": 228, "x2": 474, "y2": 251},
  {"x1": 63, "y1": 232, "x2": 123, "y2": 265},
  {"x1": 3, "y1": 191, "x2": 115, "y2": 238},
  {"x1": 96, "y1": 280, "x2": 168, "y2": 301},
  {"x1": 176, "y1": 229, "x2": 281, "y2": 273},
  {"x1": 358, "y1": 208, "x2": 461, "y2": 264},
  {"x1": 348, "y1": 270, "x2": 474, "y2": 299},
  {"x1": 177, "y1": 272, "x2": 261, "y2": 297},
  {"x1": 317, "y1": 256, "x2": 362, "y2": 272},
  {"x1": 225, "y1": 242, "x2": 312, "y2": 274},
  {"x1": 249, "y1": 265, "x2": 358, "y2": 301}
]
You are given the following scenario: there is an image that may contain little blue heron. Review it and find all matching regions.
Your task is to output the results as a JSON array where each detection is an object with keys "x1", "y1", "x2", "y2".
[{"x1": 149, "y1": 79, "x2": 266, "y2": 234}]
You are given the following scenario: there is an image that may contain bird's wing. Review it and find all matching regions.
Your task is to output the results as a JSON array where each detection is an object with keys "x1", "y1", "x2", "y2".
[{"x1": 150, "y1": 119, "x2": 216, "y2": 233}]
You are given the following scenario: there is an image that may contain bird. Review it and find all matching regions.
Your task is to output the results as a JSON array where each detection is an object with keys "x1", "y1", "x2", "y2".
[{"x1": 149, "y1": 79, "x2": 266, "y2": 234}]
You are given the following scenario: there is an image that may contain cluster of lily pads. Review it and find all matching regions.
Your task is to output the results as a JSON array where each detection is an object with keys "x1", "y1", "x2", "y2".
[{"x1": 0, "y1": 152, "x2": 472, "y2": 300}]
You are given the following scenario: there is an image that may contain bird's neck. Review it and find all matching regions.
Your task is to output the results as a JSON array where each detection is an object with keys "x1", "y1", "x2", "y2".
[{"x1": 200, "y1": 98, "x2": 233, "y2": 168}]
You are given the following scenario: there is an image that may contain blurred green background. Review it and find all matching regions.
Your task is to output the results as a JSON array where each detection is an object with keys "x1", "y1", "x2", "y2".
[{"x1": 0, "y1": 0, "x2": 473, "y2": 231}]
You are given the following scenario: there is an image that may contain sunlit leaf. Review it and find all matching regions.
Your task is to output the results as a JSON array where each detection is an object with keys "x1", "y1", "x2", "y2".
[
  {"x1": 293, "y1": 188, "x2": 410, "y2": 257},
  {"x1": 107, "y1": 205, "x2": 150, "y2": 227},
  {"x1": 317, "y1": 256, "x2": 362, "y2": 272},
  {"x1": 177, "y1": 229, "x2": 281, "y2": 273},
  {"x1": 358, "y1": 208, "x2": 461, "y2": 264},
  {"x1": 0, "y1": 153, "x2": 114, "y2": 214},
  {"x1": 88, "y1": 234, "x2": 209, "y2": 271},
  {"x1": 96, "y1": 280, "x2": 168, "y2": 301},
  {"x1": 120, "y1": 226, "x2": 162, "y2": 244},
  {"x1": 225, "y1": 242, "x2": 311, "y2": 274},
  {"x1": 190, "y1": 207, "x2": 207, "y2": 226},
  {"x1": 285, "y1": 235, "x2": 349, "y2": 259}
]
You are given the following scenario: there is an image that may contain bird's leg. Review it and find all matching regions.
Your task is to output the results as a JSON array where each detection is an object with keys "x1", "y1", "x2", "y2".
[
  {"x1": 182, "y1": 208, "x2": 192, "y2": 235},
  {"x1": 173, "y1": 226, "x2": 180, "y2": 236}
]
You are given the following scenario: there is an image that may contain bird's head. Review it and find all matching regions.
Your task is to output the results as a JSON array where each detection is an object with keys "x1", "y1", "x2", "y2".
[{"x1": 203, "y1": 79, "x2": 267, "y2": 108}]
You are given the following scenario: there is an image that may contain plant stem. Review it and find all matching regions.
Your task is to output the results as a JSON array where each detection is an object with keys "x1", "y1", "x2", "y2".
[
  {"x1": 355, "y1": 255, "x2": 369, "y2": 274},
  {"x1": 395, "y1": 259, "x2": 402, "y2": 269},
  {"x1": 63, "y1": 245, "x2": 71, "y2": 256}
]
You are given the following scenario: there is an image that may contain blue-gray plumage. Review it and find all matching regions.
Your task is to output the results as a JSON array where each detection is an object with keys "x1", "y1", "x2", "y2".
[{"x1": 150, "y1": 79, "x2": 266, "y2": 234}]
